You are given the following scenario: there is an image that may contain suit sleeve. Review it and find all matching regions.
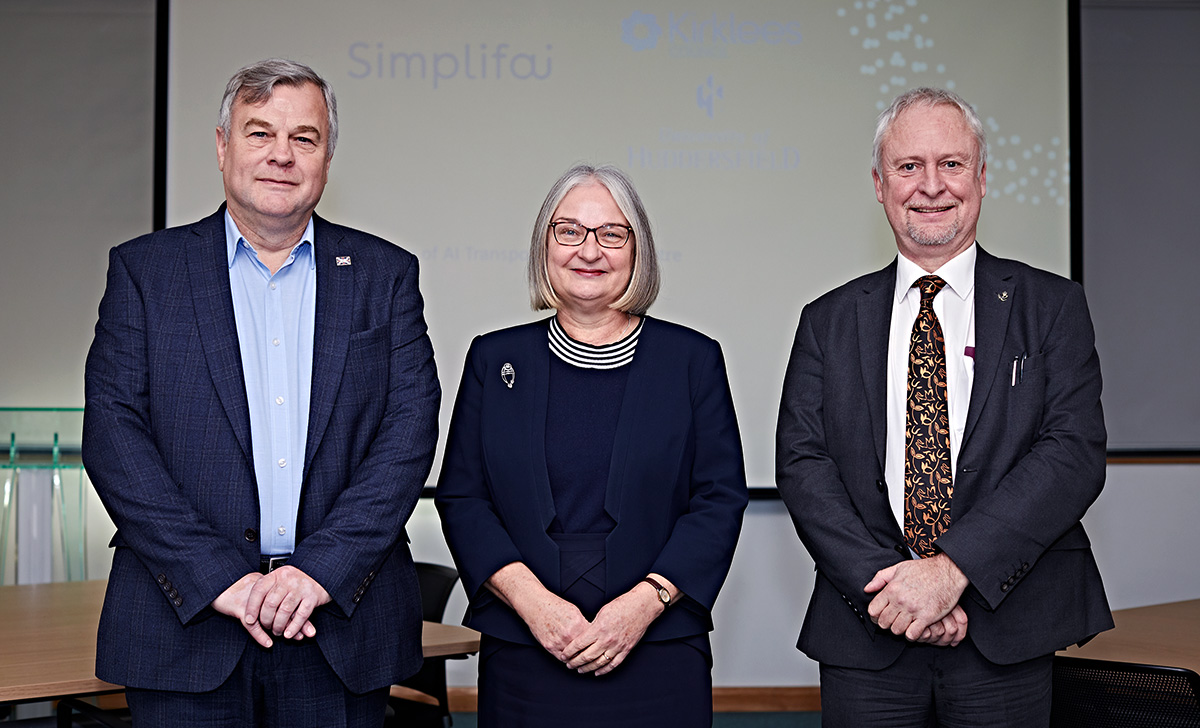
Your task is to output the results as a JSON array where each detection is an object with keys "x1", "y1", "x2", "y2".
[
  {"x1": 776, "y1": 304, "x2": 907, "y2": 629},
  {"x1": 935, "y1": 283, "x2": 1106, "y2": 609},
  {"x1": 434, "y1": 338, "x2": 527, "y2": 602},
  {"x1": 649, "y1": 339, "x2": 749, "y2": 611},
  {"x1": 82, "y1": 246, "x2": 252, "y2": 624},
  {"x1": 286, "y1": 256, "x2": 441, "y2": 617}
]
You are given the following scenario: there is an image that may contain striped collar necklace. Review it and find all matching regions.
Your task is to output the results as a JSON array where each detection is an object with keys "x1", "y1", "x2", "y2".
[{"x1": 548, "y1": 315, "x2": 643, "y2": 369}]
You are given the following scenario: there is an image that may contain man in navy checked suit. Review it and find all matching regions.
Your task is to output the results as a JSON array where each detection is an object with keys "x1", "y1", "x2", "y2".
[{"x1": 83, "y1": 59, "x2": 439, "y2": 726}]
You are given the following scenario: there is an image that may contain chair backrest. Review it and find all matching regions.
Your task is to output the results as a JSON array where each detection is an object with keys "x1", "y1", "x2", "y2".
[
  {"x1": 415, "y1": 562, "x2": 460, "y2": 623},
  {"x1": 1051, "y1": 655, "x2": 1200, "y2": 728}
]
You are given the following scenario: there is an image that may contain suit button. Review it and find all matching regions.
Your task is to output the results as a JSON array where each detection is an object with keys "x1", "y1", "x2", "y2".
[
  {"x1": 244, "y1": 529, "x2": 258, "y2": 543},
  {"x1": 1001, "y1": 583, "x2": 1009, "y2": 592},
  {"x1": 352, "y1": 594, "x2": 361, "y2": 604},
  {"x1": 895, "y1": 544, "x2": 908, "y2": 556},
  {"x1": 173, "y1": 597, "x2": 183, "y2": 607},
  {"x1": 157, "y1": 573, "x2": 167, "y2": 585},
  {"x1": 1022, "y1": 562, "x2": 1030, "y2": 572},
  {"x1": 168, "y1": 588, "x2": 179, "y2": 599},
  {"x1": 876, "y1": 479, "x2": 886, "y2": 493}
]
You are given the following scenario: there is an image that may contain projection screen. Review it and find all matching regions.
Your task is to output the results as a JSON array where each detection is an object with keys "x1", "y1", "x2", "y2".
[{"x1": 168, "y1": 0, "x2": 1072, "y2": 486}]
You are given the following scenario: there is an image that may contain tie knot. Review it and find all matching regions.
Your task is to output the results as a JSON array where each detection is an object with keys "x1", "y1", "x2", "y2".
[{"x1": 914, "y1": 275, "x2": 947, "y2": 306}]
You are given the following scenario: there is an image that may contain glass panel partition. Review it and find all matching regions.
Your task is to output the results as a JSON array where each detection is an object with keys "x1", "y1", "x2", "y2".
[{"x1": 0, "y1": 408, "x2": 88, "y2": 584}]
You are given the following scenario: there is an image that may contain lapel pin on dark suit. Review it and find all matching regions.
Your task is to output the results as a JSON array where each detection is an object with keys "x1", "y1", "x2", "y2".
[
  {"x1": 997, "y1": 290, "x2": 1009, "y2": 301},
  {"x1": 501, "y1": 363, "x2": 515, "y2": 389},
  {"x1": 336, "y1": 256, "x2": 352, "y2": 266}
]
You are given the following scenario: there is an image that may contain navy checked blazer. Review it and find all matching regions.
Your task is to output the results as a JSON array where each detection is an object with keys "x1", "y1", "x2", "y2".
[{"x1": 82, "y1": 207, "x2": 440, "y2": 693}]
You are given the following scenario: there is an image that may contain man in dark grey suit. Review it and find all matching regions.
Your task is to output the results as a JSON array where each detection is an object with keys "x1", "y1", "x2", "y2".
[
  {"x1": 83, "y1": 59, "x2": 439, "y2": 726},
  {"x1": 776, "y1": 87, "x2": 1111, "y2": 726}
]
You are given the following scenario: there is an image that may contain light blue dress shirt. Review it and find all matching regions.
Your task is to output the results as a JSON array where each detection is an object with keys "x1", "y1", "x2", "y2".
[{"x1": 225, "y1": 211, "x2": 316, "y2": 556}]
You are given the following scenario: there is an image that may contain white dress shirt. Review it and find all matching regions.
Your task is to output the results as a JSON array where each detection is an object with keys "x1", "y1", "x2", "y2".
[{"x1": 884, "y1": 243, "x2": 977, "y2": 546}]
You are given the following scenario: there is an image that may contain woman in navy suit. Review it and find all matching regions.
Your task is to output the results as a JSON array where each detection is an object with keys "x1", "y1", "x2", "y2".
[{"x1": 435, "y1": 164, "x2": 748, "y2": 726}]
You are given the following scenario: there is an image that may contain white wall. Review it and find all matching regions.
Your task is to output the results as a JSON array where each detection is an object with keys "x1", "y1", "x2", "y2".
[
  {"x1": 0, "y1": 0, "x2": 154, "y2": 407},
  {"x1": 0, "y1": 0, "x2": 153, "y2": 588},
  {"x1": 1084, "y1": 465, "x2": 1200, "y2": 610}
]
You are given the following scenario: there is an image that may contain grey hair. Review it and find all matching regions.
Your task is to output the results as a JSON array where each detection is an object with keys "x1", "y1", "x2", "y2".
[
  {"x1": 527, "y1": 163, "x2": 661, "y2": 315},
  {"x1": 872, "y1": 87, "x2": 987, "y2": 178},
  {"x1": 217, "y1": 58, "x2": 338, "y2": 159}
]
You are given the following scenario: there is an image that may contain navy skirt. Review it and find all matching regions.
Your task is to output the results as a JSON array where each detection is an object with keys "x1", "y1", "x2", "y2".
[{"x1": 477, "y1": 533, "x2": 712, "y2": 727}]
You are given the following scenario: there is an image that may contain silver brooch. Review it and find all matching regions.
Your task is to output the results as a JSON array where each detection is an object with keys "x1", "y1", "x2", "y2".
[
  {"x1": 997, "y1": 291, "x2": 1009, "y2": 302},
  {"x1": 500, "y1": 363, "x2": 515, "y2": 389}
]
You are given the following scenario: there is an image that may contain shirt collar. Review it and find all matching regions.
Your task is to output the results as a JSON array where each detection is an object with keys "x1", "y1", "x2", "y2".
[
  {"x1": 894, "y1": 242, "x2": 977, "y2": 305},
  {"x1": 224, "y1": 210, "x2": 316, "y2": 270}
]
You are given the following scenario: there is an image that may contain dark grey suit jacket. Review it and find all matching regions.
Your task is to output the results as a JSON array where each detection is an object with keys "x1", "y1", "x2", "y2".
[
  {"x1": 776, "y1": 246, "x2": 1112, "y2": 668},
  {"x1": 83, "y1": 207, "x2": 440, "y2": 692}
]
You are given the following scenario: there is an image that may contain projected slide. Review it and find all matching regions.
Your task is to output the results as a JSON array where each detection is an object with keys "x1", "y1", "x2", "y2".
[{"x1": 169, "y1": 0, "x2": 1071, "y2": 485}]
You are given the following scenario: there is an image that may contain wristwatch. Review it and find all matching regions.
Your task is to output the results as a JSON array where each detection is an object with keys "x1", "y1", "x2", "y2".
[{"x1": 642, "y1": 577, "x2": 672, "y2": 607}]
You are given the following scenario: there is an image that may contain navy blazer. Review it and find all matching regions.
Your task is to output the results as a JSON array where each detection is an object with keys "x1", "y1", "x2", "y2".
[
  {"x1": 82, "y1": 208, "x2": 440, "y2": 693},
  {"x1": 776, "y1": 246, "x2": 1112, "y2": 668},
  {"x1": 435, "y1": 317, "x2": 748, "y2": 645}
]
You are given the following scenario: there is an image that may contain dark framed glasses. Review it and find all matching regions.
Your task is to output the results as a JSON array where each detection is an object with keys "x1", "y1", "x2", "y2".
[{"x1": 549, "y1": 221, "x2": 633, "y2": 248}]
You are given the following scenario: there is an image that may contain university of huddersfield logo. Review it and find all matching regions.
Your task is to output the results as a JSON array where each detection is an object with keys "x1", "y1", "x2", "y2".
[{"x1": 697, "y1": 75, "x2": 723, "y2": 118}]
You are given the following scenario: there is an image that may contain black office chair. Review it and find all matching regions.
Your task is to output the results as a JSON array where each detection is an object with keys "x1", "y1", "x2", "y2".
[
  {"x1": 385, "y1": 562, "x2": 462, "y2": 728},
  {"x1": 1051, "y1": 655, "x2": 1200, "y2": 728},
  {"x1": 55, "y1": 696, "x2": 130, "y2": 727}
]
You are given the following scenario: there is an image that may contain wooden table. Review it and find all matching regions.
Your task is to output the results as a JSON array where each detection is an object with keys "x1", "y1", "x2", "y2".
[
  {"x1": 421, "y1": 620, "x2": 481, "y2": 659},
  {"x1": 0, "y1": 580, "x2": 479, "y2": 704},
  {"x1": 1056, "y1": 598, "x2": 1200, "y2": 674}
]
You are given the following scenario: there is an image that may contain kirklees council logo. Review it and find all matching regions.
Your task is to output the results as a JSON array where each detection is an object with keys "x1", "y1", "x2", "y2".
[
  {"x1": 620, "y1": 9, "x2": 801, "y2": 55},
  {"x1": 622, "y1": 11, "x2": 662, "y2": 51}
]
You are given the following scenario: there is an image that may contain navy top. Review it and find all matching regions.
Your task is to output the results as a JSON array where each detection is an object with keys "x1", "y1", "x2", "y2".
[{"x1": 545, "y1": 317, "x2": 644, "y2": 533}]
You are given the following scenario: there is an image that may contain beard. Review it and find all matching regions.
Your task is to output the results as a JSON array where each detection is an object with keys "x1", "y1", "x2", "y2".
[{"x1": 907, "y1": 211, "x2": 960, "y2": 247}]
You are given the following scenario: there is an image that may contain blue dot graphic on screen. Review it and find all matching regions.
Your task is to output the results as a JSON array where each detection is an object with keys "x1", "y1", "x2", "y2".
[{"x1": 622, "y1": 11, "x2": 662, "y2": 51}]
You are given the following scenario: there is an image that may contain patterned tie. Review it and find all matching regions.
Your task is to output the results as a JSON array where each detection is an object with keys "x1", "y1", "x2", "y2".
[{"x1": 905, "y1": 275, "x2": 952, "y2": 558}]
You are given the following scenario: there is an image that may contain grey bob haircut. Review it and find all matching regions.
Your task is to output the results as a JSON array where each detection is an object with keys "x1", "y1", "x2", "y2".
[{"x1": 527, "y1": 163, "x2": 661, "y2": 316}]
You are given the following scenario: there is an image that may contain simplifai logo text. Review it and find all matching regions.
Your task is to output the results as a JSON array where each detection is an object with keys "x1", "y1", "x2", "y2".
[{"x1": 622, "y1": 10, "x2": 800, "y2": 51}]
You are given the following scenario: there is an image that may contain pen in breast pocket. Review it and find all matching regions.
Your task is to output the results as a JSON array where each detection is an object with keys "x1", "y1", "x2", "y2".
[{"x1": 1011, "y1": 353, "x2": 1028, "y2": 386}]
